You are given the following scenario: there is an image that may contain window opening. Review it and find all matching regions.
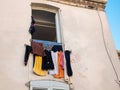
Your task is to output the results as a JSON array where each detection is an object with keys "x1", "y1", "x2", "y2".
[
  {"x1": 32, "y1": 10, "x2": 57, "y2": 42},
  {"x1": 33, "y1": 88, "x2": 48, "y2": 90}
]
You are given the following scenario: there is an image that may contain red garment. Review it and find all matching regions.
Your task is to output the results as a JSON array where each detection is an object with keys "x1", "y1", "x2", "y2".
[
  {"x1": 31, "y1": 41, "x2": 44, "y2": 56},
  {"x1": 60, "y1": 52, "x2": 64, "y2": 69}
]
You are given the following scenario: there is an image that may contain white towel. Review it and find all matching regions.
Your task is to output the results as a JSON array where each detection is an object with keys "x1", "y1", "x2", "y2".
[{"x1": 49, "y1": 51, "x2": 58, "y2": 75}]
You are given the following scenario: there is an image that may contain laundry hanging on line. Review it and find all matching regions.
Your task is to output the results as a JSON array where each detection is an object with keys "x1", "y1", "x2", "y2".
[{"x1": 23, "y1": 40, "x2": 72, "y2": 78}]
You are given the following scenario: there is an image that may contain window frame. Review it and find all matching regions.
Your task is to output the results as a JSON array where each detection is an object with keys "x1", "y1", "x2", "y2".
[
  {"x1": 30, "y1": 80, "x2": 69, "y2": 90},
  {"x1": 31, "y1": 3, "x2": 62, "y2": 43}
]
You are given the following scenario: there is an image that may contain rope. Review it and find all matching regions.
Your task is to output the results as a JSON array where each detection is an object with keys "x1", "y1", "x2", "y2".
[{"x1": 97, "y1": 9, "x2": 120, "y2": 87}]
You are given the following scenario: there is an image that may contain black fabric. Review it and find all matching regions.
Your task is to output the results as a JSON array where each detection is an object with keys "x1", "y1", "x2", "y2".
[
  {"x1": 52, "y1": 45, "x2": 63, "y2": 52},
  {"x1": 31, "y1": 16, "x2": 35, "y2": 24},
  {"x1": 42, "y1": 50, "x2": 54, "y2": 70},
  {"x1": 65, "y1": 50, "x2": 73, "y2": 76},
  {"x1": 29, "y1": 16, "x2": 35, "y2": 35},
  {"x1": 24, "y1": 45, "x2": 32, "y2": 66},
  {"x1": 29, "y1": 24, "x2": 35, "y2": 35},
  {"x1": 33, "y1": 54, "x2": 36, "y2": 67}
]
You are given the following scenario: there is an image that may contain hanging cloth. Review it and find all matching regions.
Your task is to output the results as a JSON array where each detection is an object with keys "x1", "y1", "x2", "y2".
[
  {"x1": 31, "y1": 41, "x2": 45, "y2": 56},
  {"x1": 60, "y1": 52, "x2": 64, "y2": 69},
  {"x1": 42, "y1": 50, "x2": 54, "y2": 70},
  {"x1": 49, "y1": 51, "x2": 58, "y2": 75},
  {"x1": 33, "y1": 55, "x2": 46, "y2": 76},
  {"x1": 24, "y1": 45, "x2": 32, "y2": 66},
  {"x1": 54, "y1": 51, "x2": 64, "y2": 78},
  {"x1": 29, "y1": 16, "x2": 35, "y2": 35},
  {"x1": 52, "y1": 45, "x2": 63, "y2": 52},
  {"x1": 65, "y1": 50, "x2": 73, "y2": 77}
]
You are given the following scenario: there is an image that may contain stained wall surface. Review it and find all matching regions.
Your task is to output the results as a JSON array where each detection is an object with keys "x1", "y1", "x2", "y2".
[{"x1": 0, "y1": 0, "x2": 120, "y2": 90}]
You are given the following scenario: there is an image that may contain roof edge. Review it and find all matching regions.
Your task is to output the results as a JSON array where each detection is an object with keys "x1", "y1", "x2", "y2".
[{"x1": 47, "y1": 0, "x2": 107, "y2": 11}]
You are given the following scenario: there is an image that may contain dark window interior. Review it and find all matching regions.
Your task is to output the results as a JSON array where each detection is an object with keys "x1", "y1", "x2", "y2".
[
  {"x1": 32, "y1": 10, "x2": 57, "y2": 42},
  {"x1": 33, "y1": 88, "x2": 48, "y2": 90}
]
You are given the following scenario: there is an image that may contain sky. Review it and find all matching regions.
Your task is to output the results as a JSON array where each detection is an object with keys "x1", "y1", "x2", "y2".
[{"x1": 105, "y1": 0, "x2": 120, "y2": 50}]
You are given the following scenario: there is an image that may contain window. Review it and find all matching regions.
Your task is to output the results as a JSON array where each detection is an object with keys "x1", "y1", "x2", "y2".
[
  {"x1": 30, "y1": 80, "x2": 69, "y2": 90},
  {"x1": 31, "y1": 3, "x2": 62, "y2": 43},
  {"x1": 32, "y1": 10, "x2": 57, "y2": 42},
  {"x1": 30, "y1": 3, "x2": 68, "y2": 90}
]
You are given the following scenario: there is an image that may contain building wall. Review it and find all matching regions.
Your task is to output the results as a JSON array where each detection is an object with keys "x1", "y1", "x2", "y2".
[{"x1": 0, "y1": 0, "x2": 120, "y2": 90}]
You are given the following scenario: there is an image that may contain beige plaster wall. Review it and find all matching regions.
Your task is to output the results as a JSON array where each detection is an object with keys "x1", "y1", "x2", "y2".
[
  {"x1": 0, "y1": 0, "x2": 120, "y2": 90},
  {"x1": 0, "y1": 0, "x2": 31, "y2": 90}
]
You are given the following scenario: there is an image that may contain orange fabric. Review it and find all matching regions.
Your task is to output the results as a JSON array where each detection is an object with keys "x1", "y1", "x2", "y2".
[{"x1": 54, "y1": 51, "x2": 64, "y2": 78}]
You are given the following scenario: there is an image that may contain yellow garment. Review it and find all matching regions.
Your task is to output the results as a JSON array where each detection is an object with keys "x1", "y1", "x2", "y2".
[{"x1": 33, "y1": 56, "x2": 46, "y2": 76}]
